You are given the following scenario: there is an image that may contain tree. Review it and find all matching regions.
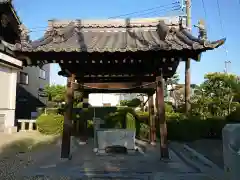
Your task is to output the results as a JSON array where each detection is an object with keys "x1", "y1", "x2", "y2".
[
  {"x1": 44, "y1": 85, "x2": 66, "y2": 103},
  {"x1": 190, "y1": 72, "x2": 240, "y2": 117},
  {"x1": 120, "y1": 98, "x2": 142, "y2": 107},
  {"x1": 165, "y1": 73, "x2": 180, "y2": 108}
]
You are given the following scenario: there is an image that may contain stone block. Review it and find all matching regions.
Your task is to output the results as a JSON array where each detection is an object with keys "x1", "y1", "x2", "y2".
[
  {"x1": 222, "y1": 124, "x2": 240, "y2": 180},
  {"x1": 97, "y1": 129, "x2": 135, "y2": 151},
  {"x1": 4, "y1": 126, "x2": 17, "y2": 134}
]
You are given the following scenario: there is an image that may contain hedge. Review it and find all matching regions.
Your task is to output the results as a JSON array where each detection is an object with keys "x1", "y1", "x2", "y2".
[
  {"x1": 36, "y1": 114, "x2": 64, "y2": 135},
  {"x1": 36, "y1": 106, "x2": 233, "y2": 142},
  {"x1": 135, "y1": 111, "x2": 228, "y2": 141}
]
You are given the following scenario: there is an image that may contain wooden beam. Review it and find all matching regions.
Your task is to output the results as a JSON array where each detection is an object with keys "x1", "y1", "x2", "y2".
[
  {"x1": 76, "y1": 76, "x2": 156, "y2": 83},
  {"x1": 148, "y1": 95, "x2": 156, "y2": 145},
  {"x1": 61, "y1": 74, "x2": 75, "y2": 159},
  {"x1": 74, "y1": 82, "x2": 156, "y2": 94},
  {"x1": 156, "y1": 74, "x2": 169, "y2": 159}
]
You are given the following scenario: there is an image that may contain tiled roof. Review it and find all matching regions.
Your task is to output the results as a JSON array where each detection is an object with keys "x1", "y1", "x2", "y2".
[
  {"x1": 16, "y1": 16, "x2": 225, "y2": 54},
  {"x1": 0, "y1": 0, "x2": 10, "y2": 3},
  {"x1": 0, "y1": 39, "x2": 16, "y2": 57}
]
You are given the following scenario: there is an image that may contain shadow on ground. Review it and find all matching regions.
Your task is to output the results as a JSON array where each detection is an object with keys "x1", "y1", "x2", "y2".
[
  {"x1": 0, "y1": 134, "x2": 60, "y2": 158},
  {"x1": 0, "y1": 132, "x2": 61, "y2": 180},
  {"x1": 186, "y1": 139, "x2": 224, "y2": 169}
]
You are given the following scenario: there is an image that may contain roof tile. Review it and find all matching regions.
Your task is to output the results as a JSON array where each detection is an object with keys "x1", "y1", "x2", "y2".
[{"x1": 16, "y1": 16, "x2": 226, "y2": 54}]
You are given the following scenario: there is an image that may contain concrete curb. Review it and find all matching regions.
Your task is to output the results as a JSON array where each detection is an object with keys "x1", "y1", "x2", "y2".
[
  {"x1": 183, "y1": 144, "x2": 222, "y2": 170},
  {"x1": 182, "y1": 144, "x2": 225, "y2": 180},
  {"x1": 169, "y1": 144, "x2": 201, "y2": 172}
]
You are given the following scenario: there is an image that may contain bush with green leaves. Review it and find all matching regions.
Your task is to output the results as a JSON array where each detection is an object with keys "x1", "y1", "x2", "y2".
[
  {"x1": 36, "y1": 114, "x2": 64, "y2": 135},
  {"x1": 119, "y1": 98, "x2": 142, "y2": 107},
  {"x1": 226, "y1": 104, "x2": 240, "y2": 122}
]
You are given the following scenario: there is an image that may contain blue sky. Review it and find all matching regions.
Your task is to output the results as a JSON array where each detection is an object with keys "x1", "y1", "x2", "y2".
[{"x1": 13, "y1": 0, "x2": 240, "y2": 85}]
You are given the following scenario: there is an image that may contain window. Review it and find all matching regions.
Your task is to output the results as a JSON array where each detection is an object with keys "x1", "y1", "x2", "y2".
[
  {"x1": 19, "y1": 72, "x2": 28, "y2": 85},
  {"x1": 39, "y1": 68, "x2": 46, "y2": 79}
]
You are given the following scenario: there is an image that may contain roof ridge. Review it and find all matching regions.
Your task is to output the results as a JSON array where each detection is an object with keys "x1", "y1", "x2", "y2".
[
  {"x1": 47, "y1": 16, "x2": 184, "y2": 29},
  {"x1": 0, "y1": 0, "x2": 11, "y2": 4}
]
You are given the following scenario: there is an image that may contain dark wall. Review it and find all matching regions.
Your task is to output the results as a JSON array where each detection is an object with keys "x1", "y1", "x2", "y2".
[{"x1": 15, "y1": 85, "x2": 46, "y2": 120}]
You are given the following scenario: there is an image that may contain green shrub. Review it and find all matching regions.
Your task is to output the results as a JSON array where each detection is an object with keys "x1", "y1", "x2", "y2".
[
  {"x1": 226, "y1": 104, "x2": 240, "y2": 122},
  {"x1": 37, "y1": 108, "x2": 60, "y2": 115},
  {"x1": 136, "y1": 111, "x2": 149, "y2": 122},
  {"x1": 103, "y1": 111, "x2": 125, "y2": 128},
  {"x1": 126, "y1": 112, "x2": 136, "y2": 130},
  {"x1": 36, "y1": 114, "x2": 64, "y2": 135},
  {"x1": 166, "y1": 112, "x2": 185, "y2": 121},
  {"x1": 133, "y1": 110, "x2": 226, "y2": 141},
  {"x1": 119, "y1": 98, "x2": 141, "y2": 107},
  {"x1": 165, "y1": 103, "x2": 174, "y2": 113},
  {"x1": 139, "y1": 123, "x2": 150, "y2": 140},
  {"x1": 167, "y1": 117, "x2": 226, "y2": 141},
  {"x1": 87, "y1": 120, "x2": 94, "y2": 137}
]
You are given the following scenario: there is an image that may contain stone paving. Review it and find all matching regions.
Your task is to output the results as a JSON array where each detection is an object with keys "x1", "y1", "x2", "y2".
[{"x1": 14, "y1": 138, "x2": 219, "y2": 180}]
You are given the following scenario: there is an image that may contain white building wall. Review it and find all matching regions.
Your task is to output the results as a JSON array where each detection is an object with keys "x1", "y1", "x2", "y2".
[
  {"x1": 0, "y1": 52, "x2": 22, "y2": 132},
  {"x1": 89, "y1": 93, "x2": 121, "y2": 106}
]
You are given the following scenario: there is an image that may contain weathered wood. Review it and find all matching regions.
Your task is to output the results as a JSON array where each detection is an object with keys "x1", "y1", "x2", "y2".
[
  {"x1": 82, "y1": 92, "x2": 89, "y2": 141},
  {"x1": 74, "y1": 82, "x2": 156, "y2": 94},
  {"x1": 148, "y1": 95, "x2": 156, "y2": 145},
  {"x1": 61, "y1": 74, "x2": 75, "y2": 159},
  {"x1": 156, "y1": 75, "x2": 169, "y2": 159}
]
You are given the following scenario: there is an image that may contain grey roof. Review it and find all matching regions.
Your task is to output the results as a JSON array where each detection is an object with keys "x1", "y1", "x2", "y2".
[
  {"x1": 0, "y1": 0, "x2": 10, "y2": 3},
  {"x1": 16, "y1": 16, "x2": 225, "y2": 53},
  {"x1": 0, "y1": 39, "x2": 16, "y2": 56}
]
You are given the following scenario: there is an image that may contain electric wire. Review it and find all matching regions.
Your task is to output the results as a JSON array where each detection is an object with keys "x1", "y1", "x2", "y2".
[
  {"x1": 27, "y1": 1, "x2": 180, "y2": 31},
  {"x1": 216, "y1": 0, "x2": 229, "y2": 66},
  {"x1": 132, "y1": 6, "x2": 181, "y2": 18},
  {"x1": 201, "y1": 0, "x2": 207, "y2": 23},
  {"x1": 108, "y1": 1, "x2": 180, "y2": 19}
]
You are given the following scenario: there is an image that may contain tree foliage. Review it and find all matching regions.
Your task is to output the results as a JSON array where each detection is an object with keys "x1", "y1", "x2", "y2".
[
  {"x1": 190, "y1": 72, "x2": 240, "y2": 118},
  {"x1": 120, "y1": 98, "x2": 142, "y2": 107},
  {"x1": 44, "y1": 85, "x2": 66, "y2": 103}
]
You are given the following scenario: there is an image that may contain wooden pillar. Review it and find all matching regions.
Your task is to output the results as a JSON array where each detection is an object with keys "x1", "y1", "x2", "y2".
[
  {"x1": 156, "y1": 74, "x2": 169, "y2": 159},
  {"x1": 82, "y1": 92, "x2": 89, "y2": 141},
  {"x1": 148, "y1": 95, "x2": 156, "y2": 145},
  {"x1": 61, "y1": 74, "x2": 75, "y2": 159}
]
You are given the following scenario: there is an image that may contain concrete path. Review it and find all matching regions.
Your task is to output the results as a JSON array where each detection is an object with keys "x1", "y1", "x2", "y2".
[{"x1": 16, "y1": 138, "x2": 219, "y2": 180}]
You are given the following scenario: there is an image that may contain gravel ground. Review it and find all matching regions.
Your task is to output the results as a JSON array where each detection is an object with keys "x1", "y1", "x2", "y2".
[
  {"x1": 0, "y1": 132, "x2": 60, "y2": 180},
  {"x1": 186, "y1": 139, "x2": 224, "y2": 169}
]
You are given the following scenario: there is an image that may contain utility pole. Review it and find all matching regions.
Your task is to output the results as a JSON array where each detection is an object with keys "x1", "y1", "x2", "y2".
[
  {"x1": 185, "y1": 0, "x2": 191, "y2": 114},
  {"x1": 224, "y1": 60, "x2": 231, "y2": 74}
]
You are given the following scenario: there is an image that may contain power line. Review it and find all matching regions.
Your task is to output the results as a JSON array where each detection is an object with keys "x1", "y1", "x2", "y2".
[
  {"x1": 27, "y1": 4, "x2": 180, "y2": 32},
  {"x1": 216, "y1": 0, "x2": 224, "y2": 35},
  {"x1": 108, "y1": 1, "x2": 180, "y2": 18},
  {"x1": 216, "y1": 0, "x2": 230, "y2": 72},
  {"x1": 117, "y1": 5, "x2": 181, "y2": 18},
  {"x1": 201, "y1": 0, "x2": 207, "y2": 21}
]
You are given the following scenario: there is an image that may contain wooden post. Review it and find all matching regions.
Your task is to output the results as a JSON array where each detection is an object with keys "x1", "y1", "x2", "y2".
[
  {"x1": 61, "y1": 74, "x2": 75, "y2": 159},
  {"x1": 82, "y1": 92, "x2": 89, "y2": 141},
  {"x1": 148, "y1": 95, "x2": 156, "y2": 145},
  {"x1": 156, "y1": 74, "x2": 169, "y2": 159},
  {"x1": 185, "y1": 0, "x2": 192, "y2": 114}
]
